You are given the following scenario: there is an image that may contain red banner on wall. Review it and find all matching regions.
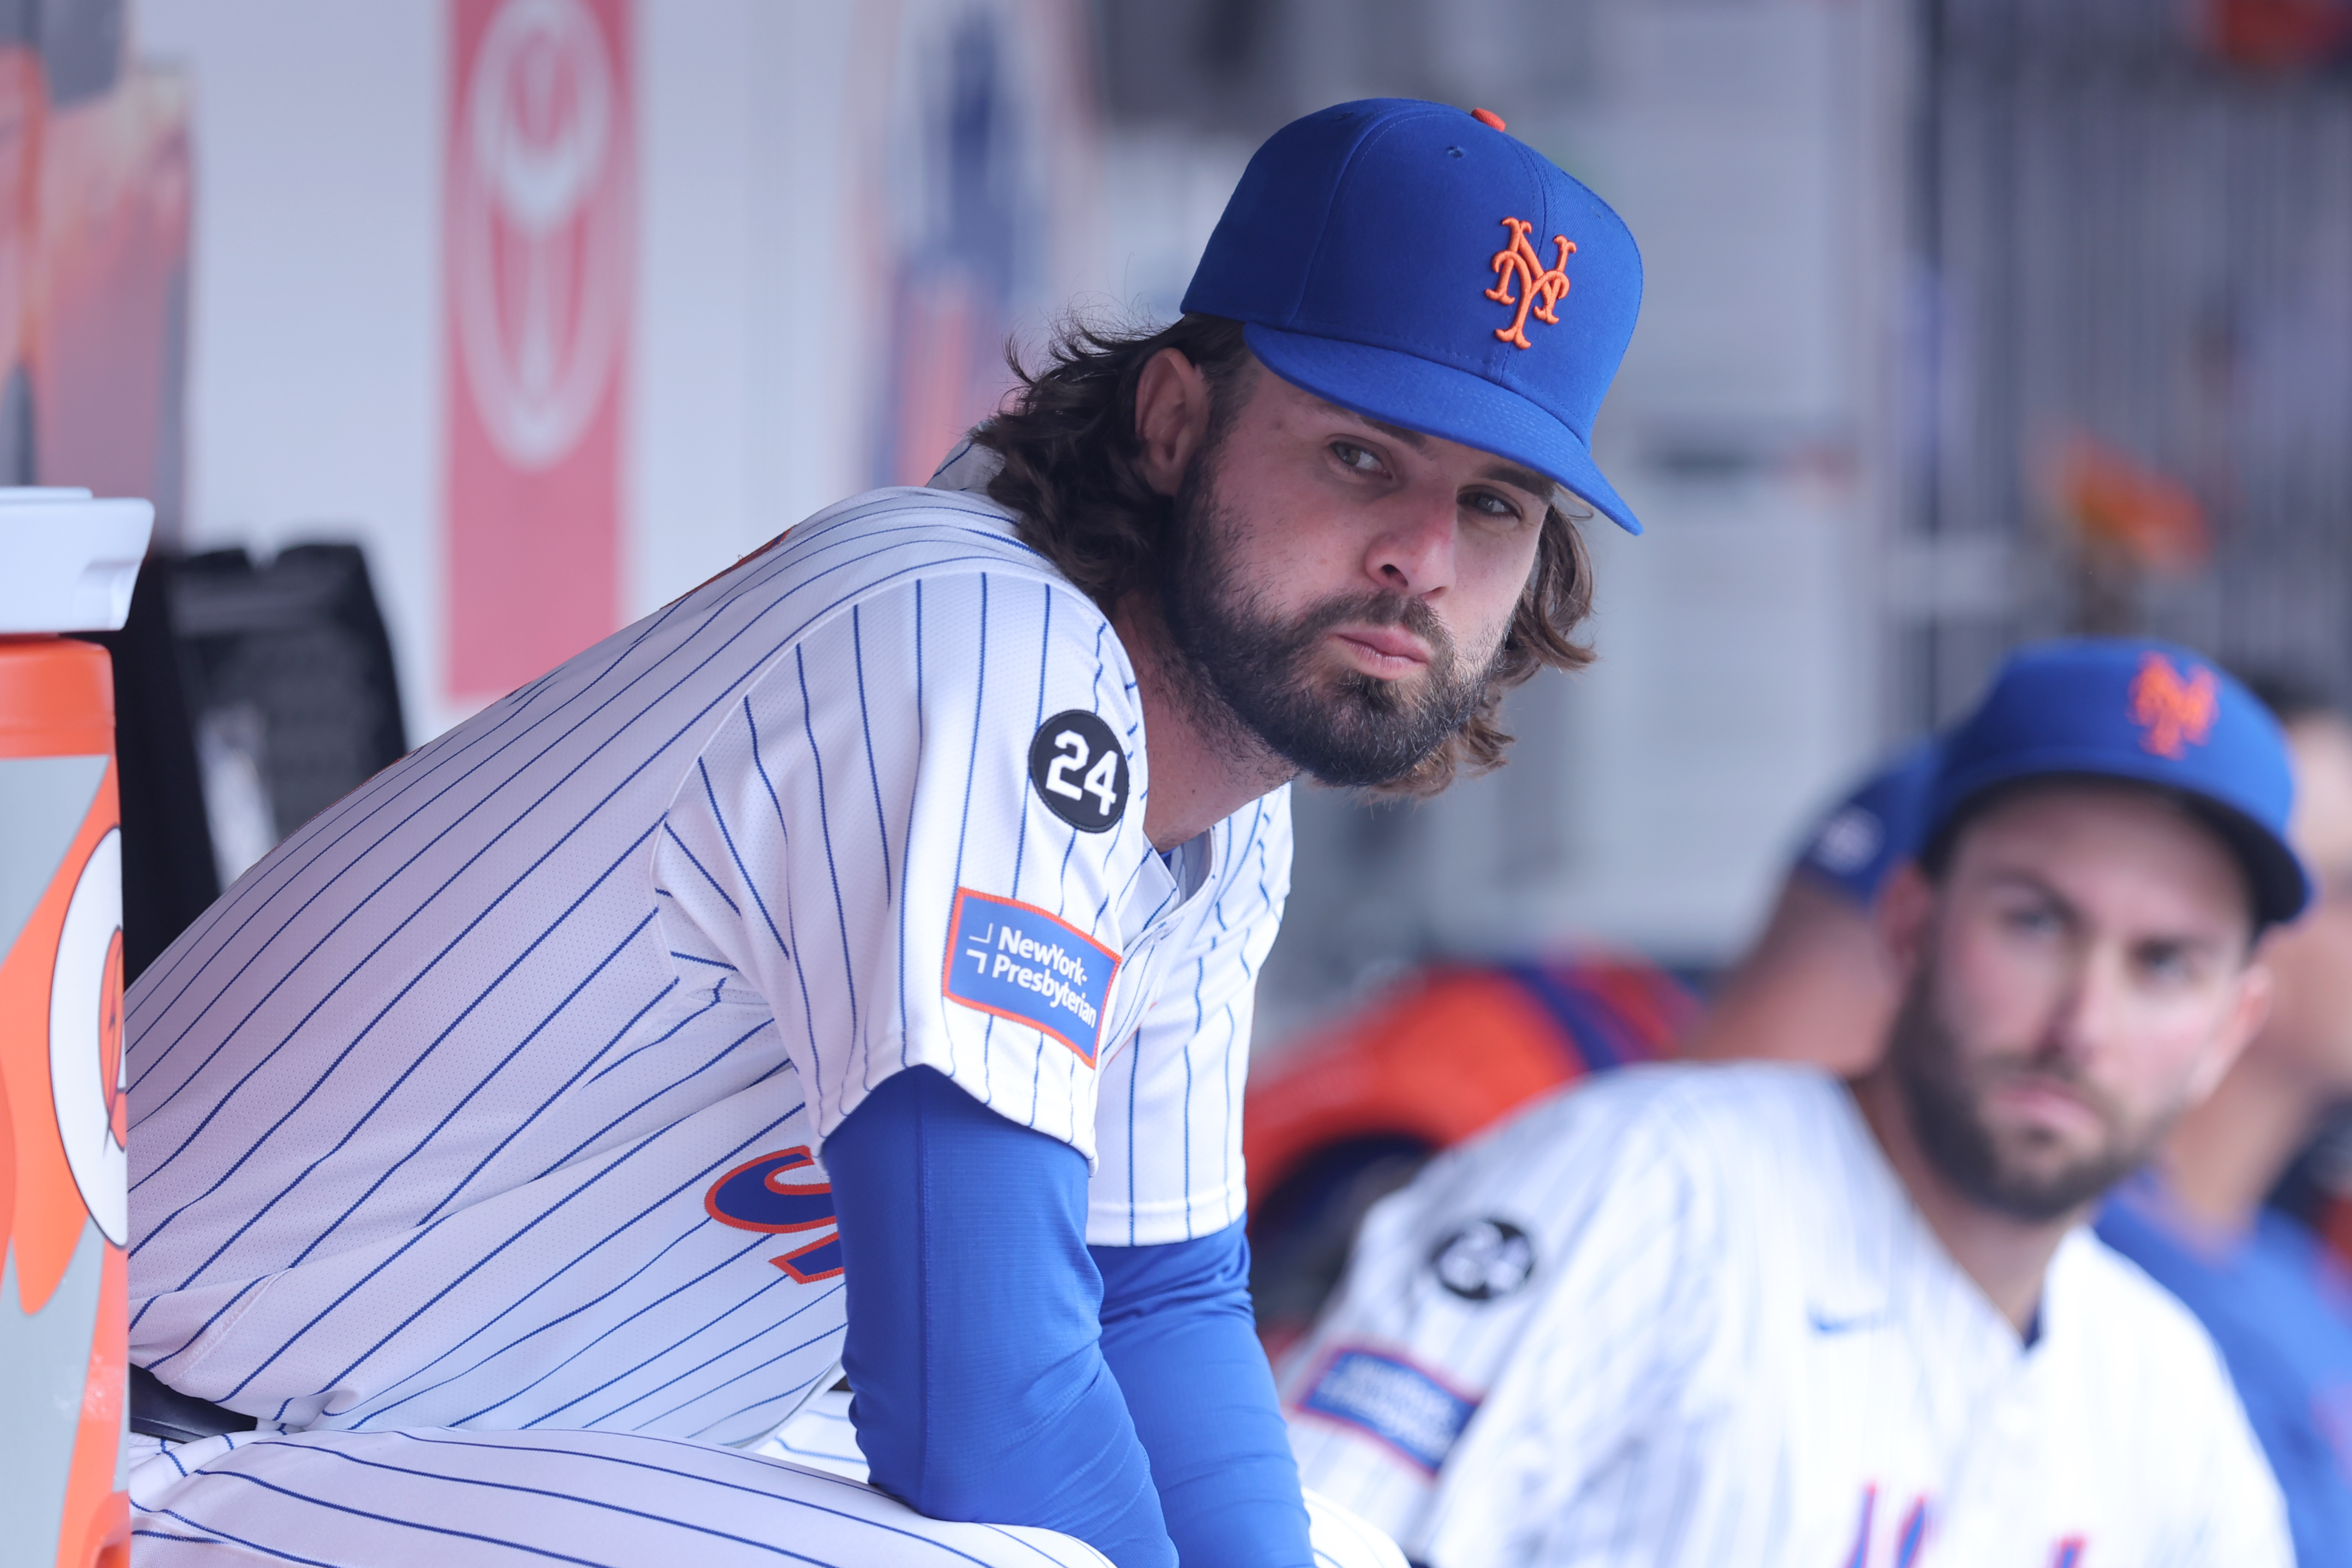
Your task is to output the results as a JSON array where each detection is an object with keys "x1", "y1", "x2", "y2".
[{"x1": 445, "y1": 0, "x2": 632, "y2": 702}]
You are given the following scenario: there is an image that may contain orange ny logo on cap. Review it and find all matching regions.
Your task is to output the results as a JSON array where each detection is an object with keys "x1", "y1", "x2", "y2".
[
  {"x1": 1485, "y1": 217, "x2": 1575, "y2": 350},
  {"x1": 2128, "y1": 652, "x2": 2219, "y2": 759}
]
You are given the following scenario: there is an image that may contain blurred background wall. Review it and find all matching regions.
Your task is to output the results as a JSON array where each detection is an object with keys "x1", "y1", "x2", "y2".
[{"x1": 24, "y1": 0, "x2": 2352, "y2": 1043}]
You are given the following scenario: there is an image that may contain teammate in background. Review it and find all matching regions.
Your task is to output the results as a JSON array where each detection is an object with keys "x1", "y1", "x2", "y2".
[
  {"x1": 1696, "y1": 676, "x2": 2352, "y2": 1564},
  {"x1": 1285, "y1": 639, "x2": 2297, "y2": 1566},
  {"x1": 2094, "y1": 679, "x2": 2352, "y2": 1566},
  {"x1": 121, "y1": 100, "x2": 1644, "y2": 1567},
  {"x1": 1678, "y1": 740, "x2": 1931, "y2": 1072}
]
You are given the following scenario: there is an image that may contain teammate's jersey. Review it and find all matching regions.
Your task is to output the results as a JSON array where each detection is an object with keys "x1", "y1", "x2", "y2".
[
  {"x1": 125, "y1": 482, "x2": 1291, "y2": 1442},
  {"x1": 1282, "y1": 1063, "x2": 2290, "y2": 1568}
]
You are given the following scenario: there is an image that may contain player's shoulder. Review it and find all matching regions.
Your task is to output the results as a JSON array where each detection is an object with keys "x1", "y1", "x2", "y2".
[
  {"x1": 2055, "y1": 1226, "x2": 2245, "y2": 1394},
  {"x1": 1430, "y1": 1059, "x2": 1851, "y2": 1202},
  {"x1": 1491, "y1": 1058, "x2": 1850, "y2": 1147},
  {"x1": 706, "y1": 483, "x2": 1114, "y2": 642},
  {"x1": 2054, "y1": 1227, "x2": 2293, "y2": 1549}
]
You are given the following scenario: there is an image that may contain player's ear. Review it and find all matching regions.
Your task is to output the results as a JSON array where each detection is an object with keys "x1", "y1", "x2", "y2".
[
  {"x1": 1876, "y1": 862, "x2": 1935, "y2": 987},
  {"x1": 2184, "y1": 956, "x2": 2273, "y2": 1107},
  {"x1": 1133, "y1": 346, "x2": 1213, "y2": 498}
]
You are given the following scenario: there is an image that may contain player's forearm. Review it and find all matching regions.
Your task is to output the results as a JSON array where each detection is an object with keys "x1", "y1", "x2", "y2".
[
  {"x1": 1094, "y1": 1222, "x2": 1317, "y2": 1568},
  {"x1": 826, "y1": 1066, "x2": 1179, "y2": 1567}
]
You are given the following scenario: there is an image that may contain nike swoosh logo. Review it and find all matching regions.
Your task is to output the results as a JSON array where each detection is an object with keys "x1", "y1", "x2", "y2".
[{"x1": 1808, "y1": 1310, "x2": 1887, "y2": 1335}]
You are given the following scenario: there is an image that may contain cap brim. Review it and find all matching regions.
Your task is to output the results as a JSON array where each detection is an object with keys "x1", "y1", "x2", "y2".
[
  {"x1": 1932, "y1": 749, "x2": 2315, "y2": 927},
  {"x1": 2192, "y1": 798, "x2": 2315, "y2": 930},
  {"x1": 1243, "y1": 322, "x2": 1642, "y2": 536}
]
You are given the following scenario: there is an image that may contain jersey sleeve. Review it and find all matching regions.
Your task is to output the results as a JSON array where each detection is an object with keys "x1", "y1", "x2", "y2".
[
  {"x1": 1089, "y1": 789, "x2": 1292, "y2": 1247},
  {"x1": 652, "y1": 568, "x2": 1160, "y2": 1160},
  {"x1": 1279, "y1": 1078, "x2": 1723, "y2": 1564}
]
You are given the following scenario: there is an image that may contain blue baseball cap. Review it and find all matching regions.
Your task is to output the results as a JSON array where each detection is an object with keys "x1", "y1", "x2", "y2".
[
  {"x1": 1181, "y1": 99, "x2": 1646, "y2": 534},
  {"x1": 1924, "y1": 638, "x2": 2311, "y2": 927},
  {"x1": 1794, "y1": 739, "x2": 1941, "y2": 909}
]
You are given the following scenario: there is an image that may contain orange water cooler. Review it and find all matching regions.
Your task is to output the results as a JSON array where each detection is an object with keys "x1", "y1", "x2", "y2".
[{"x1": 0, "y1": 488, "x2": 154, "y2": 1568}]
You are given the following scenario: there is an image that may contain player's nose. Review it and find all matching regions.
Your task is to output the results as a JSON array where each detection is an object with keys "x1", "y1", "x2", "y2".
[
  {"x1": 2042, "y1": 946, "x2": 2131, "y2": 1063},
  {"x1": 1362, "y1": 487, "x2": 1459, "y2": 598}
]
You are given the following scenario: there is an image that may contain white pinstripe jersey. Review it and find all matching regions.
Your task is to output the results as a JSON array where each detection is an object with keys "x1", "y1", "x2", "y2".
[
  {"x1": 125, "y1": 480, "x2": 1291, "y2": 1443},
  {"x1": 1283, "y1": 1063, "x2": 2290, "y2": 1568}
]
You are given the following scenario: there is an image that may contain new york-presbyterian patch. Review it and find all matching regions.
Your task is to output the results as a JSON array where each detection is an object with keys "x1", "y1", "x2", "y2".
[
  {"x1": 1297, "y1": 1345, "x2": 1479, "y2": 1473},
  {"x1": 1028, "y1": 709, "x2": 1129, "y2": 832},
  {"x1": 942, "y1": 888, "x2": 1120, "y2": 1065}
]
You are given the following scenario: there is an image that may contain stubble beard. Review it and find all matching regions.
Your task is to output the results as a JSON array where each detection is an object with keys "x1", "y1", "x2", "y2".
[
  {"x1": 1887, "y1": 957, "x2": 2171, "y2": 1224},
  {"x1": 1154, "y1": 439, "x2": 1503, "y2": 789}
]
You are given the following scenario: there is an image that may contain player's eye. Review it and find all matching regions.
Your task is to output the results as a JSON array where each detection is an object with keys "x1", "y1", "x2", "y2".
[
  {"x1": 1463, "y1": 489, "x2": 1527, "y2": 523},
  {"x1": 1999, "y1": 901, "x2": 2063, "y2": 939},
  {"x1": 1330, "y1": 441, "x2": 1384, "y2": 476},
  {"x1": 2133, "y1": 940, "x2": 2203, "y2": 986}
]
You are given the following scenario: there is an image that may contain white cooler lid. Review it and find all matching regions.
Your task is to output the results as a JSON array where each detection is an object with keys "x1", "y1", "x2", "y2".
[{"x1": 0, "y1": 487, "x2": 155, "y2": 633}]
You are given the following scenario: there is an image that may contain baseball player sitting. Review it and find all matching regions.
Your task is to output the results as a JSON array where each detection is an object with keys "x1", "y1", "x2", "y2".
[
  {"x1": 1691, "y1": 674, "x2": 2352, "y2": 1564},
  {"x1": 1284, "y1": 638, "x2": 2298, "y2": 1566},
  {"x1": 121, "y1": 100, "x2": 1643, "y2": 1567}
]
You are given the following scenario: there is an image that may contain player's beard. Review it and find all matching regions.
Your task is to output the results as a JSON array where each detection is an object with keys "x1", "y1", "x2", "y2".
[
  {"x1": 1155, "y1": 439, "x2": 1501, "y2": 788},
  {"x1": 1886, "y1": 954, "x2": 2173, "y2": 1224}
]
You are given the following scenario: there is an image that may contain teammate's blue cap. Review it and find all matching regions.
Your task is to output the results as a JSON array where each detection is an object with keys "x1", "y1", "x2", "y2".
[
  {"x1": 1794, "y1": 739, "x2": 1941, "y2": 908},
  {"x1": 1924, "y1": 638, "x2": 2311, "y2": 926},
  {"x1": 1181, "y1": 99, "x2": 1646, "y2": 534}
]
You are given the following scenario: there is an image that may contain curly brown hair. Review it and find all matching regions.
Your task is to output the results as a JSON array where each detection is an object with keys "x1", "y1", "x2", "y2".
[{"x1": 974, "y1": 312, "x2": 1596, "y2": 796}]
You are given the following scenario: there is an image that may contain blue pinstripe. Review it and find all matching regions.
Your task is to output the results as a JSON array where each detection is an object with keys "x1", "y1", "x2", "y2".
[
  {"x1": 896, "y1": 579, "x2": 926, "y2": 1078},
  {"x1": 662, "y1": 821, "x2": 742, "y2": 915},
  {"x1": 944, "y1": 573, "x2": 991, "y2": 1088},
  {"x1": 850, "y1": 606, "x2": 898, "y2": 906},
  {"x1": 1010, "y1": 586, "x2": 1057, "y2": 1121},
  {"x1": 737, "y1": 710, "x2": 830, "y2": 1126},
  {"x1": 793, "y1": 645, "x2": 862, "y2": 1052},
  {"x1": 1126, "y1": 1035, "x2": 1142, "y2": 1246}
]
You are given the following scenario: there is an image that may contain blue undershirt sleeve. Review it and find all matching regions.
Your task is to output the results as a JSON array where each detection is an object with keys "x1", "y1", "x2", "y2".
[
  {"x1": 1093, "y1": 1222, "x2": 1316, "y2": 1568},
  {"x1": 823, "y1": 1067, "x2": 1176, "y2": 1567}
]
